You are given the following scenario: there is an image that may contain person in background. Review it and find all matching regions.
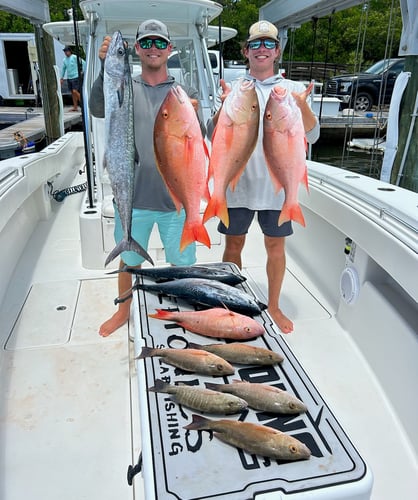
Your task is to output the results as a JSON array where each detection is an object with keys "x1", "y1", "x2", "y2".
[
  {"x1": 207, "y1": 20, "x2": 320, "y2": 334},
  {"x1": 89, "y1": 19, "x2": 205, "y2": 337},
  {"x1": 60, "y1": 46, "x2": 85, "y2": 111}
]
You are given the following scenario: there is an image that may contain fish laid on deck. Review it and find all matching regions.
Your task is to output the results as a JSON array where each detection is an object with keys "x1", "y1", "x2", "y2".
[
  {"x1": 204, "y1": 78, "x2": 260, "y2": 228},
  {"x1": 188, "y1": 342, "x2": 283, "y2": 365},
  {"x1": 110, "y1": 264, "x2": 246, "y2": 285},
  {"x1": 205, "y1": 380, "x2": 307, "y2": 414},
  {"x1": 154, "y1": 85, "x2": 211, "y2": 251},
  {"x1": 149, "y1": 307, "x2": 265, "y2": 339},
  {"x1": 137, "y1": 346, "x2": 234, "y2": 376},
  {"x1": 149, "y1": 379, "x2": 247, "y2": 414},
  {"x1": 136, "y1": 278, "x2": 267, "y2": 316},
  {"x1": 103, "y1": 31, "x2": 153, "y2": 266},
  {"x1": 184, "y1": 414, "x2": 311, "y2": 461},
  {"x1": 263, "y1": 84, "x2": 312, "y2": 227}
]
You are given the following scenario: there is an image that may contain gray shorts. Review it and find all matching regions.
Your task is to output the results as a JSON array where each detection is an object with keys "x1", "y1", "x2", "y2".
[{"x1": 218, "y1": 208, "x2": 293, "y2": 237}]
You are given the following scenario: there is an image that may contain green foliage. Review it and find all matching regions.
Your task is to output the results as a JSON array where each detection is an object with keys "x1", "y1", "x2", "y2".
[{"x1": 213, "y1": 0, "x2": 402, "y2": 69}]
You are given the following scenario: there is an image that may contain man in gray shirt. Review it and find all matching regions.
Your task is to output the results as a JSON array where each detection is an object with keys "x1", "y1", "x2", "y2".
[{"x1": 90, "y1": 19, "x2": 205, "y2": 336}]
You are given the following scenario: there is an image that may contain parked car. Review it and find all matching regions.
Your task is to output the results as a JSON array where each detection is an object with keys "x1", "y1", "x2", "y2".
[{"x1": 324, "y1": 57, "x2": 405, "y2": 112}]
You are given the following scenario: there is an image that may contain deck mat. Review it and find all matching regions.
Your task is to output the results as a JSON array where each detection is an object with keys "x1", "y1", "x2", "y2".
[{"x1": 133, "y1": 263, "x2": 371, "y2": 500}]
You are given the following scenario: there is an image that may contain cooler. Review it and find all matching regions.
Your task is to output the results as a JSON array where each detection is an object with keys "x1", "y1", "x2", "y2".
[{"x1": 132, "y1": 263, "x2": 373, "y2": 499}]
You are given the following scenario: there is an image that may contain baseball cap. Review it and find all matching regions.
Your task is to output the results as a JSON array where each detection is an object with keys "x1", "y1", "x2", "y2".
[
  {"x1": 247, "y1": 21, "x2": 279, "y2": 43},
  {"x1": 63, "y1": 45, "x2": 72, "y2": 52},
  {"x1": 136, "y1": 19, "x2": 170, "y2": 43}
]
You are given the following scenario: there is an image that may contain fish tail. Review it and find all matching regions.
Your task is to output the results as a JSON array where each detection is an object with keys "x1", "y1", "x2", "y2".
[
  {"x1": 279, "y1": 202, "x2": 306, "y2": 227},
  {"x1": 105, "y1": 237, "x2": 154, "y2": 267},
  {"x1": 203, "y1": 195, "x2": 229, "y2": 227},
  {"x1": 136, "y1": 346, "x2": 155, "y2": 360},
  {"x1": 148, "y1": 379, "x2": 169, "y2": 393},
  {"x1": 187, "y1": 342, "x2": 202, "y2": 350},
  {"x1": 183, "y1": 414, "x2": 211, "y2": 431},
  {"x1": 180, "y1": 221, "x2": 211, "y2": 252},
  {"x1": 204, "y1": 382, "x2": 222, "y2": 392},
  {"x1": 148, "y1": 309, "x2": 172, "y2": 320}
]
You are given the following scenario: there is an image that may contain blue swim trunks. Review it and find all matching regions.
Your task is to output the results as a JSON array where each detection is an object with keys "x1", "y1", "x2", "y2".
[{"x1": 113, "y1": 206, "x2": 196, "y2": 266}]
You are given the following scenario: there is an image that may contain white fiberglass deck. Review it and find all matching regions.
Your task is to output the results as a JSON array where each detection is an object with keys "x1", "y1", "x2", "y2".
[{"x1": 0, "y1": 185, "x2": 416, "y2": 499}]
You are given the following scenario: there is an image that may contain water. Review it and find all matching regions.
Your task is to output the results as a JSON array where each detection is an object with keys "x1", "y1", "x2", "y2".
[{"x1": 310, "y1": 137, "x2": 384, "y2": 179}]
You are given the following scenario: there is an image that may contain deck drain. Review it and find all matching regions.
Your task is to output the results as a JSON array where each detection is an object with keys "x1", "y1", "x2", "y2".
[{"x1": 56, "y1": 305, "x2": 67, "y2": 311}]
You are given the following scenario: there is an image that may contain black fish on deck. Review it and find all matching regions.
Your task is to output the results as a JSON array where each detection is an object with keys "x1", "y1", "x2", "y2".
[{"x1": 134, "y1": 278, "x2": 266, "y2": 316}]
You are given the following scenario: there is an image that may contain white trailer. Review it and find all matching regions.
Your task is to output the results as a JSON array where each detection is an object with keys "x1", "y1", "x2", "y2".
[{"x1": 0, "y1": 32, "x2": 66, "y2": 103}]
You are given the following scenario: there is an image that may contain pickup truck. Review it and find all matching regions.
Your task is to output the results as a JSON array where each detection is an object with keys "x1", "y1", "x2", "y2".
[{"x1": 324, "y1": 58, "x2": 405, "y2": 112}]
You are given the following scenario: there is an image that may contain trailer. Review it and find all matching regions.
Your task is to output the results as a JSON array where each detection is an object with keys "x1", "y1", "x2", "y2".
[{"x1": 0, "y1": 32, "x2": 66, "y2": 104}]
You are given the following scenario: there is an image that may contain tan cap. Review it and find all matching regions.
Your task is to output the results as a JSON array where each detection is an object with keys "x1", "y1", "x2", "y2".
[
  {"x1": 247, "y1": 20, "x2": 279, "y2": 42},
  {"x1": 136, "y1": 19, "x2": 170, "y2": 42}
]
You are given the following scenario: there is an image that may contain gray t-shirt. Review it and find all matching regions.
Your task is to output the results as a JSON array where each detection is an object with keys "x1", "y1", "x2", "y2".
[{"x1": 90, "y1": 70, "x2": 204, "y2": 211}]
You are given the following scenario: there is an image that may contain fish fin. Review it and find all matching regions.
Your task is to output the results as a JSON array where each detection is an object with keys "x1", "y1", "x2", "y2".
[
  {"x1": 117, "y1": 84, "x2": 125, "y2": 107},
  {"x1": 302, "y1": 166, "x2": 309, "y2": 193},
  {"x1": 148, "y1": 309, "x2": 171, "y2": 320},
  {"x1": 279, "y1": 202, "x2": 306, "y2": 227},
  {"x1": 203, "y1": 195, "x2": 229, "y2": 227},
  {"x1": 105, "y1": 237, "x2": 154, "y2": 267},
  {"x1": 183, "y1": 414, "x2": 210, "y2": 431},
  {"x1": 180, "y1": 221, "x2": 211, "y2": 252}
]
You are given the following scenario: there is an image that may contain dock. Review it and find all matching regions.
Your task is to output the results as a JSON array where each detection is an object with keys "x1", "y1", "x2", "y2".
[
  {"x1": 318, "y1": 113, "x2": 388, "y2": 140},
  {"x1": 0, "y1": 106, "x2": 82, "y2": 159}
]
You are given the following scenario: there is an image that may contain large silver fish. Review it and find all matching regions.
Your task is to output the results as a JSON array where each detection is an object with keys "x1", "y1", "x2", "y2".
[
  {"x1": 135, "y1": 278, "x2": 267, "y2": 316},
  {"x1": 109, "y1": 264, "x2": 246, "y2": 285},
  {"x1": 103, "y1": 31, "x2": 153, "y2": 266},
  {"x1": 188, "y1": 342, "x2": 283, "y2": 365},
  {"x1": 137, "y1": 346, "x2": 235, "y2": 376},
  {"x1": 205, "y1": 380, "x2": 307, "y2": 414},
  {"x1": 149, "y1": 379, "x2": 247, "y2": 414},
  {"x1": 184, "y1": 414, "x2": 311, "y2": 461}
]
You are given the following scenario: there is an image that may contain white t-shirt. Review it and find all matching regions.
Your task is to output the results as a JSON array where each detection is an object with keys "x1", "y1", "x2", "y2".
[{"x1": 210, "y1": 75, "x2": 320, "y2": 211}]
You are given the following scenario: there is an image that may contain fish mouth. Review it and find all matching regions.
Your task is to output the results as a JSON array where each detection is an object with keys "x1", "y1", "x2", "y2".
[{"x1": 171, "y1": 86, "x2": 186, "y2": 104}]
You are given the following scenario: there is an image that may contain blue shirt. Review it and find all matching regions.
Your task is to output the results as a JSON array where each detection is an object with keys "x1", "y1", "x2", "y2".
[{"x1": 61, "y1": 54, "x2": 85, "y2": 80}]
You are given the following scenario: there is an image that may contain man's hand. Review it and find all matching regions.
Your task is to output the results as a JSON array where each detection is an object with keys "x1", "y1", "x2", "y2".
[
  {"x1": 99, "y1": 36, "x2": 112, "y2": 60},
  {"x1": 190, "y1": 98, "x2": 199, "y2": 113}
]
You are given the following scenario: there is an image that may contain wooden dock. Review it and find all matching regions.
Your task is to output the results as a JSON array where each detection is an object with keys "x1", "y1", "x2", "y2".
[{"x1": 0, "y1": 106, "x2": 82, "y2": 159}]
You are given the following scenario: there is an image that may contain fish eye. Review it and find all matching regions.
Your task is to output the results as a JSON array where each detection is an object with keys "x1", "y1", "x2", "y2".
[
  {"x1": 117, "y1": 48, "x2": 124, "y2": 56},
  {"x1": 244, "y1": 327, "x2": 251, "y2": 332},
  {"x1": 289, "y1": 445, "x2": 298, "y2": 454},
  {"x1": 289, "y1": 402, "x2": 296, "y2": 409}
]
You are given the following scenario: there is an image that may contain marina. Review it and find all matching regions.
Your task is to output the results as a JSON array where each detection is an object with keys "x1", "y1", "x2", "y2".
[
  {"x1": 0, "y1": 0, "x2": 417, "y2": 499},
  {"x1": 0, "y1": 105, "x2": 82, "y2": 158}
]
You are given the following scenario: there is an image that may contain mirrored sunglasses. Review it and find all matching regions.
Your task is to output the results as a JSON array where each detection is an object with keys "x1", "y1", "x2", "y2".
[
  {"x1": 247, "y1": 39, "x2": 277, "y2": 50},
  {"x1": 138, "y1": 38, "x2": 169, "y2": 50}
]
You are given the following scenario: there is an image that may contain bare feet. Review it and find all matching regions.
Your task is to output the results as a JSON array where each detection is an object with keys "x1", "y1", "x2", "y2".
[
  {"x1": 268, "y1": 307, "x2": 294, "y2": 334},
  {"x1": 99, "y1": 309, "x2": 129, "y2": 337}
]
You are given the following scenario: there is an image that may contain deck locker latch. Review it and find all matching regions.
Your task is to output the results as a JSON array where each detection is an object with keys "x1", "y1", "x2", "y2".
[{"x1": 127, "y1": 451, "x2": 143, "y2": 485}]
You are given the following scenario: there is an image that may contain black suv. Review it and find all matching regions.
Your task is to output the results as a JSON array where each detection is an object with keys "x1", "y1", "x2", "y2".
[{"x1": 324, "y1": 58, "x2": 405, "y2": 112}]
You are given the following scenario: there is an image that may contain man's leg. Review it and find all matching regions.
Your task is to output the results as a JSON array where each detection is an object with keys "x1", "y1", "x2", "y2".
[
  {"x1": 99, "y1": 260, "x2": 137, "y2": 337},
  {"x1": 264, "y1": 235, "x2": 293, "y2": 333},
  {"x1": 222, "y1": 234, "x2": 246, "y2": 269}
]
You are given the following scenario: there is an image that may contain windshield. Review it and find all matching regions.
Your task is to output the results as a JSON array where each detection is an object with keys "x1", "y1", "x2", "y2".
[{"x1": 365, "y1": 59, "x2": 397, "y2": 75}]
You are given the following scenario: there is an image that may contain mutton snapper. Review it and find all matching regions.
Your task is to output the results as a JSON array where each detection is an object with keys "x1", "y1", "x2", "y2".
[
  {"x1": 184, "y1": 414, "x2": 311, "y2": 461},
  {"x1": 154, "y1": 85, "x2": 211, "y2": 252},
  {"x1": 109, "y1": 264, "x2": 246, "y2": 285},
  {"x1": 135, "y1": 278, "x2": 267, "y2": 316},
  {"x1": 103, "y1": 31, "x2": 153, "y2": 266},
  {"x1": 148, "y1": 307, "x2": 265, "y2": 340},
  {"x1": 204, "y1": 78, "x2": 259, "y2": 228},
  {"x1": 149, "y1": 379, "x2": 247, "y2": 414},
  {"x1": 263, "y1": 84, "x2": 312, "y2": 227},
  {"x1": 188, "y1": 342, "x2": 283, "y2": 365},
  {"x1": 137, "y1": 346, "x2": 234, "y2": 376},
  {"x1": 205, "y1": 380, "x2": 307, "y2": 414}
]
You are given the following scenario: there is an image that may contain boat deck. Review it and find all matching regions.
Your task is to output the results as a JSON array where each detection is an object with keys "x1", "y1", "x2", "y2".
[
  {"x1": 0, "y1": 106, "x2": 82, "y2": 158},
  {"x1": 0, "y1": 181, "x2": 416, "y2": 499}
]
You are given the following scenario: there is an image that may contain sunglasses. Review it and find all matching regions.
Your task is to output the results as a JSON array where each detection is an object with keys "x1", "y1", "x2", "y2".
[
  {"x1": 137, "y1": 38, "x2": 169, "y2": 50},
  {"x1": 247, "y1": 39, "x2": 277, "y2": 50}
]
